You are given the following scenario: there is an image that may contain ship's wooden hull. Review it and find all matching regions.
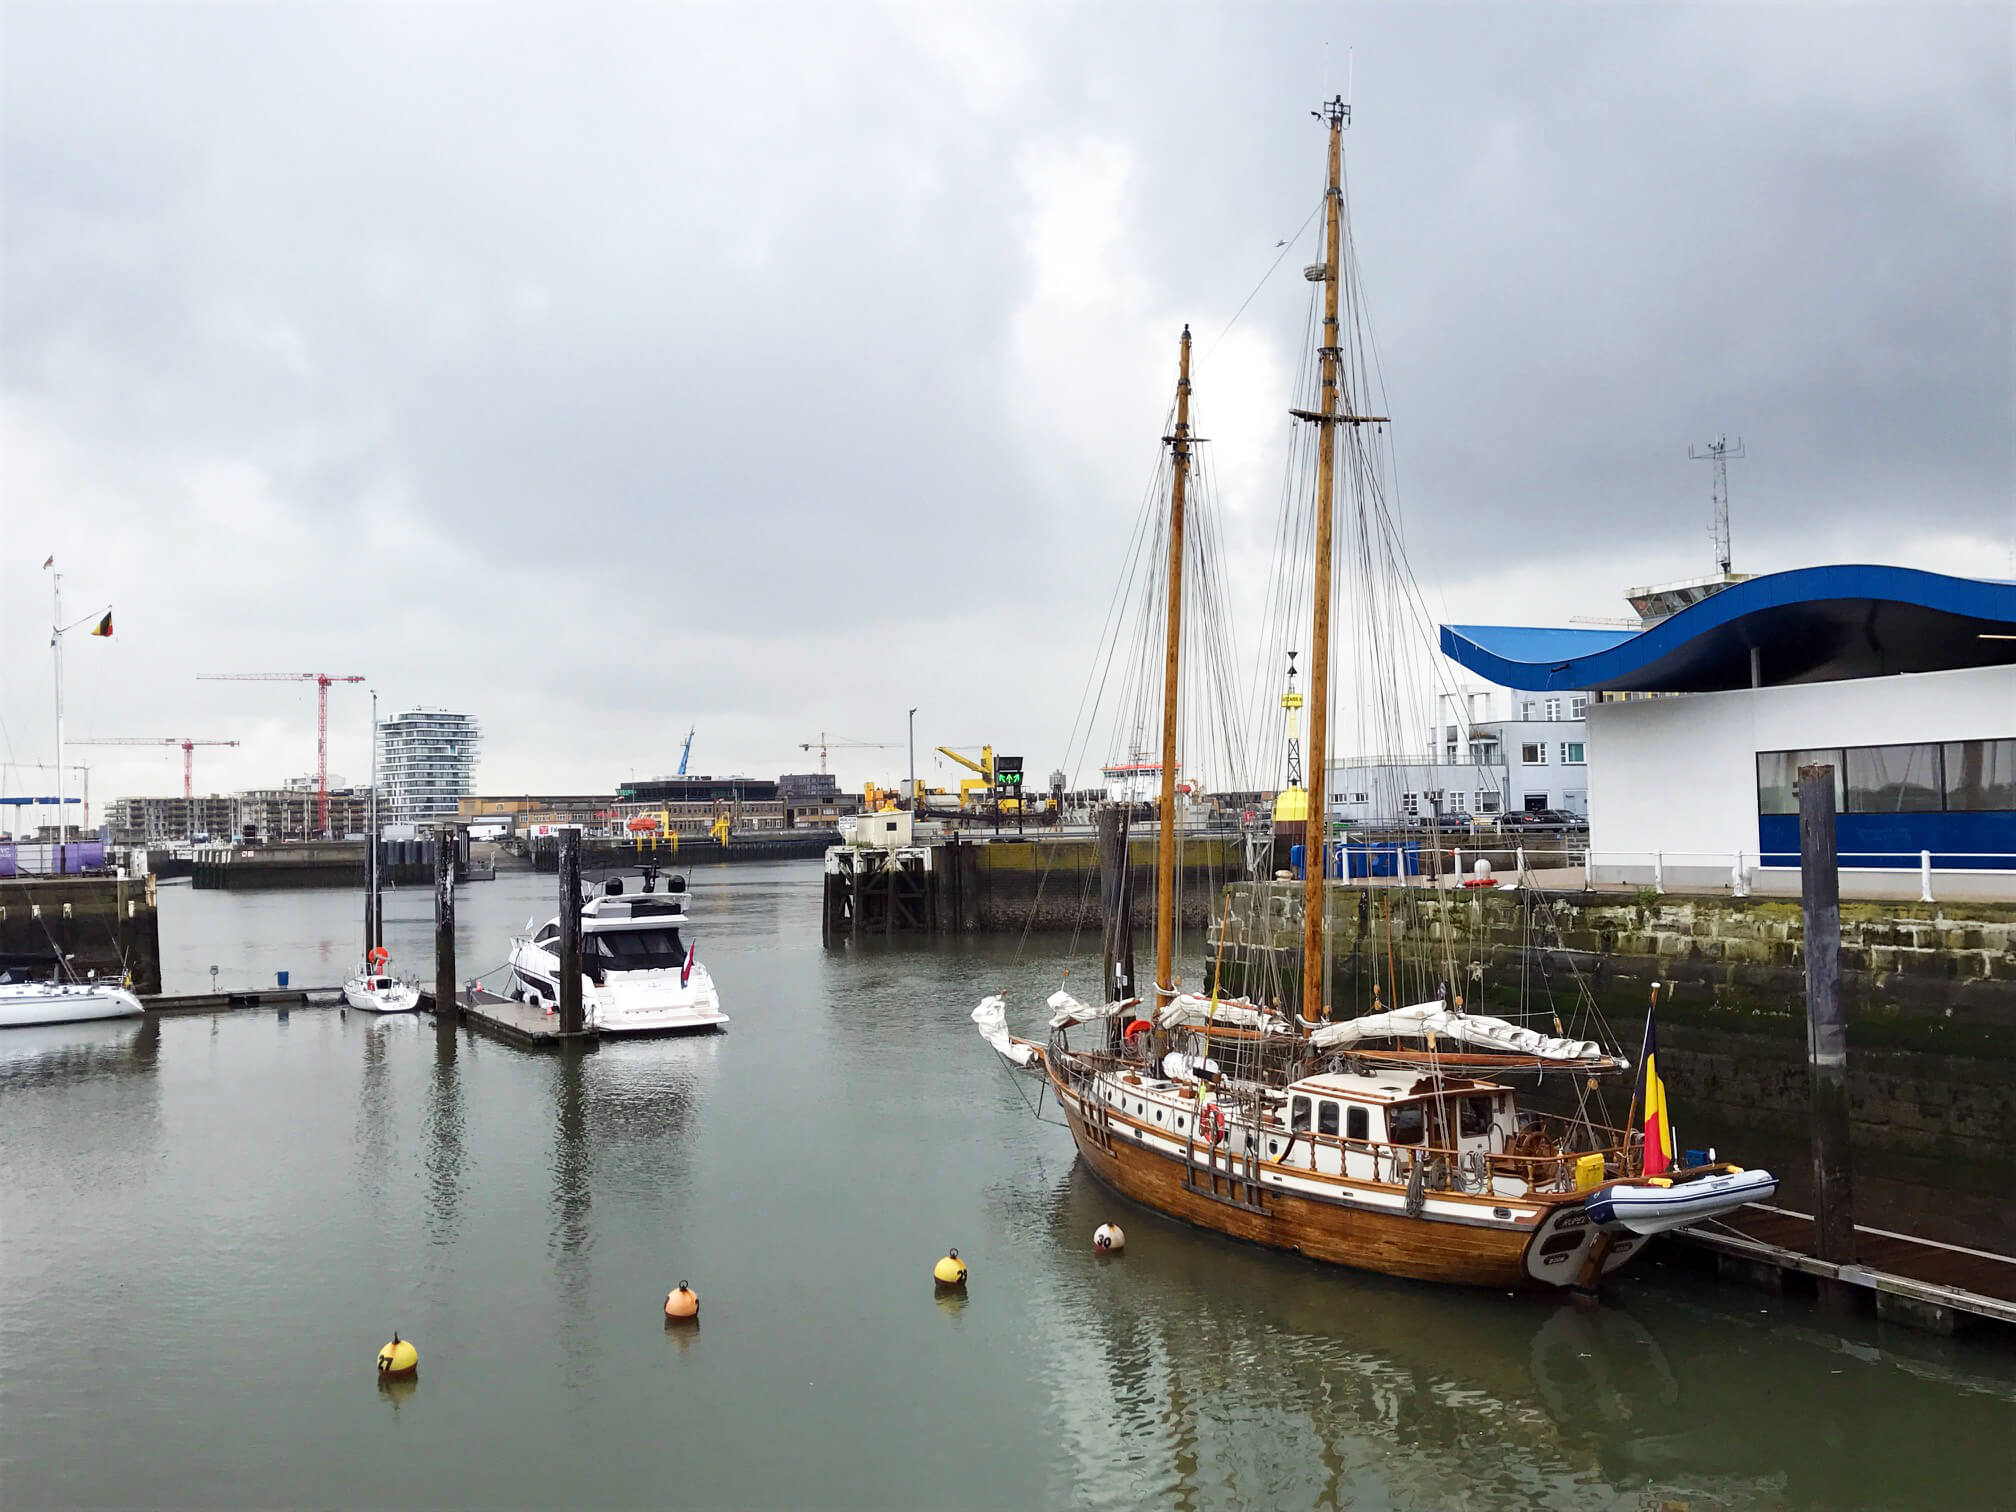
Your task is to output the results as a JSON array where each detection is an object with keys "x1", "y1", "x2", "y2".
[{"x1": 1062, "y1": 1098, "x2": 1547, "y2": 1290}]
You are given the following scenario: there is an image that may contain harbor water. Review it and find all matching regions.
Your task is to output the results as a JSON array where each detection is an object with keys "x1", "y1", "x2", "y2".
[{"x1": 4, "y1": 865, "x2": 2012, "y2": 1508}]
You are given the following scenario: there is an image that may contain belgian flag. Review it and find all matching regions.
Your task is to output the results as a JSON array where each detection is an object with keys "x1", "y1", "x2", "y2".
[
  {"x1": 1637, "y1": 997, "x2": 1674, "y2": 1176},
  {"x1": 89, "y1": 611, "x2": 113, "y2": 638}
]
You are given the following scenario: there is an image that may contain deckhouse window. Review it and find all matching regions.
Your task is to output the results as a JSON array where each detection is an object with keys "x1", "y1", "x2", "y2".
[
  {"x1": 1290, "y1": 1096, "x2": 1311, "y2": 1132},
  {"x1": 1459, "y1": 1096, "x2": 1493, "y2": 1138},
  {"x1": 1389, "y1": 1103, "x2": 1426, "y2": 1144},
  {"x1": 1346, "y1": 1106, "x2": 1368, "y2": 1141},
  {"x1": 1318, "y1": 1101, "x2": 1339, "y2": 1136}
]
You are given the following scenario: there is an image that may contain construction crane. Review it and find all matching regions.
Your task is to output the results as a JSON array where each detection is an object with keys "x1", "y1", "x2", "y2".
[
  {"x1": 677, "y1": 726, "x2": 696, "y2": 776},
  {"x1": 70, "y1": 737, "x2": 240, "y2": 800},
  {"x1": 799, "y1": 732, "x2": 898, "y2": 775},
  {"x1": 935, "y1": 745, "x2": 1008, "y2": 812},
  {"x1": 197, "y1": 673, "x2": 365, "y2": 837}
]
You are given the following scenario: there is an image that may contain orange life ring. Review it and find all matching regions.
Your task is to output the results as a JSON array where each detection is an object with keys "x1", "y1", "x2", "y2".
[
  {"x1": 1203, "y1": 1104, "x2": 1227, "y2": 1144},
  {"x1": 1122, "y1": 1019, "x2": 1154, "y2": 1044},
  {"x1": 367, "y1": 946, "x2": 389, "y2": 971}
]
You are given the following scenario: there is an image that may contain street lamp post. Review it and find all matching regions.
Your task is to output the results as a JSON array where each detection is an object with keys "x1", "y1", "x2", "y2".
[{"x1": 907, "y1": 708, "x2": 917, "y2": 812}]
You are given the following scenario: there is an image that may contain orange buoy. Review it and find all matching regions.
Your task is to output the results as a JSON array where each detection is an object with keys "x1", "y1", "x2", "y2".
[{"x1": 665, "y1": 1282, "x2": 699, "y2": 1321}]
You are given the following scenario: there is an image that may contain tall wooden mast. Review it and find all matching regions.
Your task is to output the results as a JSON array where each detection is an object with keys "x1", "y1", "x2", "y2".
[
  {"x1": 1153, "y1": 325, "x2": 1194, "y2": 1011},
  {"x1": 1299, "y1": 98, "x2": 1348, "y2": 1023}
]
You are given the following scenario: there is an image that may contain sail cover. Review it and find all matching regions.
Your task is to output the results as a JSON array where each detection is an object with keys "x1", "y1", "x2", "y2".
[
  {"x1": 1046, "y1": 990, "x2": 1132, "y2": 1029},
  {"x1": 1154, "y1": 992, "x2": 1282, "y2": 1033},
  {"x1": 972, "y1": 995, "x2": 1038, "y2": 1067},
  {"x1": 1307, "y1": 1003, "x2": 1617, "y2": 1066}
]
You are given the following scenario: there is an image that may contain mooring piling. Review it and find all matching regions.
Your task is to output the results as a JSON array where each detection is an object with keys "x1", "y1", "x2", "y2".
[
  {"x1": 1798, "y1": 762, "x2": 1856, "y2": 1299},
  {"x1": 433, "y1": 825, "x2": 458, "y2": 1015},
  {"x1": 558, "y1": 827, "x2": 585, "y2": 1036}
]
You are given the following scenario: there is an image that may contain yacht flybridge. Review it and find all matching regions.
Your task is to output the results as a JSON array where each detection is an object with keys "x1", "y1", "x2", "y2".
[{"x1": 508, "y1": 869, "x2": 727, "y2": 1035}]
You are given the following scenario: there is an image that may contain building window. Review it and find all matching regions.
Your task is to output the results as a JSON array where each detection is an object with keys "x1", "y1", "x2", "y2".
[
  {"x1": 1519, "y1": 700, "x2": 1536, "y2": 720},
  {"x1": 1756, "y1": 750, "x2": 1845, "y2": 814},
  {"x1": 1523, "y1": 794, "x2": 1549, "y2": 812},
  {"x1": 1401, "y1": 793, "x2": 1419, "y2": 816},
  {"x1": 1545, "y1": 698, "x2": 1562, "y2": 722},
  {"x1": 1475, "y1": 791, "x2": 1501, "y2": 813},
  {"x1": 1571, "y1": 697, "x2": 1589, "y2": 719},
  {"x1": 1562, "y1": 743, "x2": 1585, "y2": 765},
  {"x1": 1943, "y1": 739, "x2": 2016, "y2": 811},
  {"x1": 1520, "y1": 743, "x2": 1546, "y2": 765},
  {"x1": 1845, "y1": 744, "x2": 1943, "y2": 813}
]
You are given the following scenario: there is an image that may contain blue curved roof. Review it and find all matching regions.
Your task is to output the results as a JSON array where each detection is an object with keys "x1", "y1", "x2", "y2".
[{"x1": 1441, "y1": 565, "x2": 2016, "y2": 693}]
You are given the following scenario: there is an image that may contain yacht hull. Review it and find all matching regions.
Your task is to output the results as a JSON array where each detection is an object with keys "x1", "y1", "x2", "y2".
[
  {"x1": 0, "y1": 983, "x2": 145, "y2": 1029},
  {"x1": 1055, "y1": 1083, "x2": 1644, "y2": 1292}
]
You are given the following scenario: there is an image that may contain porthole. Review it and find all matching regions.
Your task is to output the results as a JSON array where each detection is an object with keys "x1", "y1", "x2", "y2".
[
  {"x1": 1155, "y1": 1110, "x2": 1163, "y2": 1123},
  {"x1": 1178, "y1": 1118, "x2": 1187, "y2": 1131},
  {"x1": 1269, "y1": 1141, "x2": 1279, "y2": 1155}
]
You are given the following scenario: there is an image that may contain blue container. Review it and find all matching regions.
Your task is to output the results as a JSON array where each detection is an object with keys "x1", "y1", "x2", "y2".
[
  {"x1": 1289, "y1": 843, "x2": 1306, "y2": 880},
  {"x1": 276, "y1": 970, "x2": 290, "y2": 988}
]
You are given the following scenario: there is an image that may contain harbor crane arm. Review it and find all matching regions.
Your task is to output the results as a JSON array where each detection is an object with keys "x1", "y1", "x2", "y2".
[
  {"x1": 934, "y1": 745, "x2": 995, "y2": 780},
  {"x1": 69, "y1": 737, "x2": 240, "y2": 799},
  {"x1": 677, "y1": 726, "x2": 696, "y2": 776},
  {"x1": 797, "y1": 732, "x2": 899, "y2": 775},
  {"x1": 197, "y1": 673, "x2": 365, "y2": 836}
]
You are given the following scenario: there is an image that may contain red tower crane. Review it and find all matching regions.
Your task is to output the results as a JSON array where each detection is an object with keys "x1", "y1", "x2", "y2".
[
  {"x1": 69, "y1": 737, "x2": 241, "y2": 798},
  {"x1": 197, "y1": 673, "x2": 365, "y2": 837}
]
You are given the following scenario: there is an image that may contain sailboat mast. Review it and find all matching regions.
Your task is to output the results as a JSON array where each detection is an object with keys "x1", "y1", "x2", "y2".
[
  {"x1": 1153, "y1": 325, "x2": 1194, "y2": 1010},
  {"x1": 1301, "y1": 98, "x2": 1347, "y2": 1024}
]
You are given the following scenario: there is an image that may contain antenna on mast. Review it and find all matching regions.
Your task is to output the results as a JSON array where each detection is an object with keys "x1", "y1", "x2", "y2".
[{"x1": 1688, "y1": 433, "x2": 1745, "y2": 575}]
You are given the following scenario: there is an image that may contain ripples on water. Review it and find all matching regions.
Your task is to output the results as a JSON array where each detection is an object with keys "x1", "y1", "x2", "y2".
[{"x1": 3, "y1": 867, "x2": 2013, "y2": 1509}]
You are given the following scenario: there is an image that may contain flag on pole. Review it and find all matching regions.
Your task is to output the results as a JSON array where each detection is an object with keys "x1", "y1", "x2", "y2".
[
  {"x1": 1637, "y1": 1004, "x2": 1674, "y2": 1175},
  {"x1": 90, "y1": 611, "x2": 113, "y2": 637},
  {"x1": 680, "y1": 940, "x2": 697, "y2": 988},
  {"x1": 42, "y1": 555, "x2": 54, "y2": 569}
]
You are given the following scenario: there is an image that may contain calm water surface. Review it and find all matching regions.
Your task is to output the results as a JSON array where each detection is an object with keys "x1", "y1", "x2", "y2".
[{"x1": 4, "y1": 865, "x2": 2013, "y2": 1509}]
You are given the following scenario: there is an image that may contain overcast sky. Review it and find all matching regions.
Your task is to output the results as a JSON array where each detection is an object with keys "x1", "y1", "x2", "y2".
[{"x1": 3, "y1": 1, "x2": 2010, "y2": 810}]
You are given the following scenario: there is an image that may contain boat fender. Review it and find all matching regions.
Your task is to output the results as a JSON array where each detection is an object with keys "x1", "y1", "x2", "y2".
[
  {"x1": 933, "y1": 1249, "x2": 968, "y2": 1288},
  {"x1": 1122, "y1": 1019, "x2": 1154, "y2": 1044},
  {"x1": 1093, "y1": 1223, "x2": 1125, "y2": 1255},
  {"x1": 376, "y1": 1333, "x2": 419, "y2": 1377},
  {"x1": 665, "y1": 1282, "x2": 699, "y2": 1322}
]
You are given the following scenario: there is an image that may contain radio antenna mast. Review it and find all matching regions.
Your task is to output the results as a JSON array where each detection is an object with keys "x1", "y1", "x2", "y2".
[{"x1": 1689, "y1": 433, "x2": 1745, "y2": 574}]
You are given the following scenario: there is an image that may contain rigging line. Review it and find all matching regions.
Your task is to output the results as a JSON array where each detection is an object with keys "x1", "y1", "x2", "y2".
[{"x1": 1201, "y1": 195, "x2": 1326, "y2": 363}]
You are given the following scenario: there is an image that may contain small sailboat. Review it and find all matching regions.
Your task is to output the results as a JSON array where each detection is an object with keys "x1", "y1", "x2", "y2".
[
  {"x1": 342, "y1": 946, "x2": 419, "y2": 1013},
  {"x1": 974, "y1": 98, "x2": 1771, "y2": 1292},
  {"x1": 0, "y1": 978, "x2": 144, "y2": 1029}
]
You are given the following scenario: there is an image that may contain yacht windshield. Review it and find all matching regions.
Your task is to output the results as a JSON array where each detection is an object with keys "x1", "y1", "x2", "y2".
[{"x1": 587, "y1": 928, "x2": 686, "y2": 972}]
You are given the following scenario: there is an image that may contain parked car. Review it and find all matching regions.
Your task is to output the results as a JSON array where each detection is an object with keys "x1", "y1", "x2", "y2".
[{"x1": 1498, "y1": 809, "x2": 1587, "y2": 833}]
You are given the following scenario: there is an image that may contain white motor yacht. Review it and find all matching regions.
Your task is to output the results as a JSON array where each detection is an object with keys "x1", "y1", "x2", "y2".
[
  {"x1": 0, "y1": 979, "x2": 145, "y2": 1029},
  {"x1": 508, "y1": 870, "x2": 727, "y2": 1034}
]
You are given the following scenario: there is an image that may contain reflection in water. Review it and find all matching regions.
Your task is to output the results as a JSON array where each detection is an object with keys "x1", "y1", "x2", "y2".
[
  {"x1": 550, "y1": 1043, "x2": 594, "y2": 1385},
  {"x1": 375, "y1": 1372, "x2": 419, "y2": 1411},
  {"x1": 423, "y1": 1021, "x2": 465, "y2": 1249},
  {"x1": 352, "y1": 1013, "x2": 395, "y2": 1211}
]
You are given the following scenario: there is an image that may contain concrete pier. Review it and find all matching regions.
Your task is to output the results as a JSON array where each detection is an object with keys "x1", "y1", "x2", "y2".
[{"x1": 0, "y1": 873, "x2": 162, "y2": 993}]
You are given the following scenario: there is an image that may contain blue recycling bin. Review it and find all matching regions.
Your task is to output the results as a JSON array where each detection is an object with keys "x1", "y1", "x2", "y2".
[{"x1": 276, "y1": 970, "x2": 290, "y2": 988}]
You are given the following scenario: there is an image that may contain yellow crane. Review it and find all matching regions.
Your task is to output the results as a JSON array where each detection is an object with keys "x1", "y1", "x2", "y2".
[{"x1": 935, "y1": 745, "x2": 1019, "y2": 812}]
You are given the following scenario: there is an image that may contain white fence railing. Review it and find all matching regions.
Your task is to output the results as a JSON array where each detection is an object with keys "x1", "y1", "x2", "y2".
[{"x1": 1488, "y1": 847, "x2": 2016, "y2": 903}]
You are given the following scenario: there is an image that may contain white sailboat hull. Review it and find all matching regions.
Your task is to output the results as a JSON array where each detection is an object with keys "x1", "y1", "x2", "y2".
[
  {"x1": 0, "y1": 982, "x2": 145, "y2": 1029},
  {"x1": 342, "y1": 976, "x2": 419, "y2": 1013}
]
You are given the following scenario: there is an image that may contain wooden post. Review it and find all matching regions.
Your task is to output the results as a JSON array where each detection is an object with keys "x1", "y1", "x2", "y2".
[
  {"x1": 558, "y1": 826, "x2": 585, "y2": 1035},
  {"x1": 1799, "y1": 762, "x2": 1856, "y2": 1272},
  {"x1": 433, "y1": 825, "x2": 457, "y2": 1017}
]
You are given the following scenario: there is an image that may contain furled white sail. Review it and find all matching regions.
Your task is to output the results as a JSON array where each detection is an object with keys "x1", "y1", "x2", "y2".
[
  {"x1": 1153, "y1": 992, "x2": 1282, "y2": 1033},
  {"x1": 972, "y1": 995, "x2": 1038, "y2": 1067},
  {"x1": 1307, "y1": 1003, "x2": 1617, "y2": 1066},
  {"x1": 1046, "y1": 990, "x2": 1134, "y2": 1029}
]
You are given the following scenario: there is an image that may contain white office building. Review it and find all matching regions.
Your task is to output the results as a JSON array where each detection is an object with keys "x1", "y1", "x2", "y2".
[{"x1": 377, "y1": 709, "x2": 481, "y2": 825}]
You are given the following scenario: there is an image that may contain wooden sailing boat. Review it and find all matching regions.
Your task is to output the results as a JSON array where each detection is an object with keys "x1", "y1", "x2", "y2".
[{"x1": 973, "y1": 98, "x2": 1775, "y2": 1291}]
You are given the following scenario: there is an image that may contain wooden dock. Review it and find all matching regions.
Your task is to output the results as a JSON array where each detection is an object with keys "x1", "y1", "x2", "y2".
[
  {"x1": 419, "y1": 986, "x2": 596, "y2": 1049},
  {"x1": 145, "y1": 986, "x2": 343, "y2": 1014},
  {"x1": 1664, "y1": 1202, "x2": 2016, "y2": 1336}
]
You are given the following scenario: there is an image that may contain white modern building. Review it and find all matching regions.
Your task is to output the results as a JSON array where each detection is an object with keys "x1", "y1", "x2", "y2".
[
  {"x1": 377, "y1": 709, "x2": 480, "y2": 825},
  {"x1": 1440, "y1": 565, "x2": 2016, "y2": 896}
]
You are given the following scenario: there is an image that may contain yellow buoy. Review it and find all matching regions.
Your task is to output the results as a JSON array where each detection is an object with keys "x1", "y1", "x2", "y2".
[
  {"x1": 665, "y1": 1282, "x2": 699, "y2": 1321},
  {"x1": 376, "y1": 1333, "x2": 418, "y2": 1377},
  {"x1": 1093, "y1": 1223, "x2": 1125, "y2": 1255},
  {"x1": 933, "y1": 1248, "x2": 968, "y2": 1287}
]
